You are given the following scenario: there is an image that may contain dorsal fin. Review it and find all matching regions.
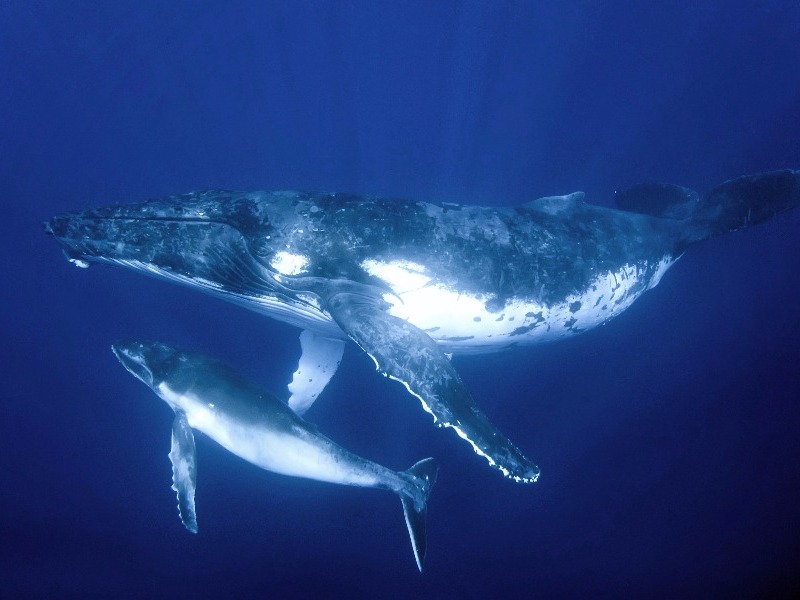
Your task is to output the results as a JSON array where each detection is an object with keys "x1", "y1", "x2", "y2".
[
  {"x1": 522, "y1": 192, "x2": 585, "y2": 215},
  {"x1": 614, "y1": 183, "x2": 699, "y2": 220}
]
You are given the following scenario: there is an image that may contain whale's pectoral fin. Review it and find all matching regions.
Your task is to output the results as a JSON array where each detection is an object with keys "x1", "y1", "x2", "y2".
[
  {"x1": 287, "y1": 330, "x2": 345, "y2": 415},
  {"x1": 169, "y1": 410, "x2": 198, "y2": 533},
  {"x1": 324, "y1": 290, "x2": 540, "y2": 483}
]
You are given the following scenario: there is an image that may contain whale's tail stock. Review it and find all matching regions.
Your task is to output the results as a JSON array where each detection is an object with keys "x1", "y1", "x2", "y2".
[{"x1": 615, "y1": 169, "x2": 800, "y2": 248}]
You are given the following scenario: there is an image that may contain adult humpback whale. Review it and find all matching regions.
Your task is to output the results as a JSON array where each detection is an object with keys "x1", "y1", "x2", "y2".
[
  {"x1": 112, "y1": 340, "x2": 438, "y2": 571},
  {"x1": 46, "y1": 169, "x2": 800, "y2": 483}
]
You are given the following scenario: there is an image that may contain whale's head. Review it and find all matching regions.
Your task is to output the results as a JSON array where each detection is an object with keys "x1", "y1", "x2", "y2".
[
  {"x1": 112, "y1": 340, "x2": 184, "y2": 390},
  {"x1": 45, "y1": 190, "x2": 351, "y2": 333},
  {"x1": 43, "y1": 191, "x2": 319, "y2": 312},
  {"x1": 44, "y1": 190, "x2": 278, "y2": 270}
]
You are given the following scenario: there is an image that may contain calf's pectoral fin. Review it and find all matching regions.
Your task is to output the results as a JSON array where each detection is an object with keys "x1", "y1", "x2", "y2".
[
  {"x1": 323, "y1": 290, "x2": 540, "y2": 484},
  {"x1": 169, "y1": 410, "x2": 198, "y2": 533}
]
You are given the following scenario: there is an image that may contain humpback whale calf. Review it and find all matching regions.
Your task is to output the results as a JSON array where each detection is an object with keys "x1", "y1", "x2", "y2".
[
  {"x1": 47, "y1": 170, "x2": 800, "y2": 482},
  {"x1": 112, "y1": 340, "x2": 439, "y2": 571}
]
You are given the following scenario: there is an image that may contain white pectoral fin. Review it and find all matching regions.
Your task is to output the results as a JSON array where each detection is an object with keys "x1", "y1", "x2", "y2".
[
  {"x1": 169, "y1": 410, "x2": 198, "y2": 533},
  {"x1": 323, "y1": 289, "x2": 540, "y2": 484},
  {"x1": 287, "y1": 329, "x2": 345, "y2": 415}
]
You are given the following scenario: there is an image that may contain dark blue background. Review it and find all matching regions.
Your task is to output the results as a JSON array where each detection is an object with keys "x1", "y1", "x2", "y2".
[{"x1": 2, "y1": 1, "x2": 800, "y2": 597}]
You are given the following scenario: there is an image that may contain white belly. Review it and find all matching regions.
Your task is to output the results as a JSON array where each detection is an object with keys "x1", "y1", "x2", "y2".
[
  {"x1": 174, "y1": 392, "x2": 379, "y2": 486},
  {"x1": 362, "y1": 257, "x2": 676, "y2": 353},
  {"x1": 219, "y1": 425, "x2": 359, "y2": 483}
]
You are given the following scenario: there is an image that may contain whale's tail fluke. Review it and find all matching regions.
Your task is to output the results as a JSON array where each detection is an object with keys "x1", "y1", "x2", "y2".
[
  {"x1": 399, "y1": 457, "x2": 439, "y2": 572},
  {"x1": 687, "y1": 169, "x2": 800, "y2": 244},
  {"x1": 615, "y1": 169, "x2": 800, "y2": 249}
]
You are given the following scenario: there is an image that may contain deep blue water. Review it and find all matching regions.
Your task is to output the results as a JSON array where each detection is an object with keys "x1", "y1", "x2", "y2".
[{"x1": 3, "y1": 2, "x2": 800, "y2": 597}]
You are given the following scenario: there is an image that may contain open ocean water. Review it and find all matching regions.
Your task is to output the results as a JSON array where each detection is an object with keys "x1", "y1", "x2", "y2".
[{"x1": 2, "y1": 2, "x2": 800, "y2": 597}]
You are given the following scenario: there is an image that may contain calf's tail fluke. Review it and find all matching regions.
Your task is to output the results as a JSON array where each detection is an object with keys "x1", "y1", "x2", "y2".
[{"x1": 399, "y1": 457, "x2": 439, "y2": 572}]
